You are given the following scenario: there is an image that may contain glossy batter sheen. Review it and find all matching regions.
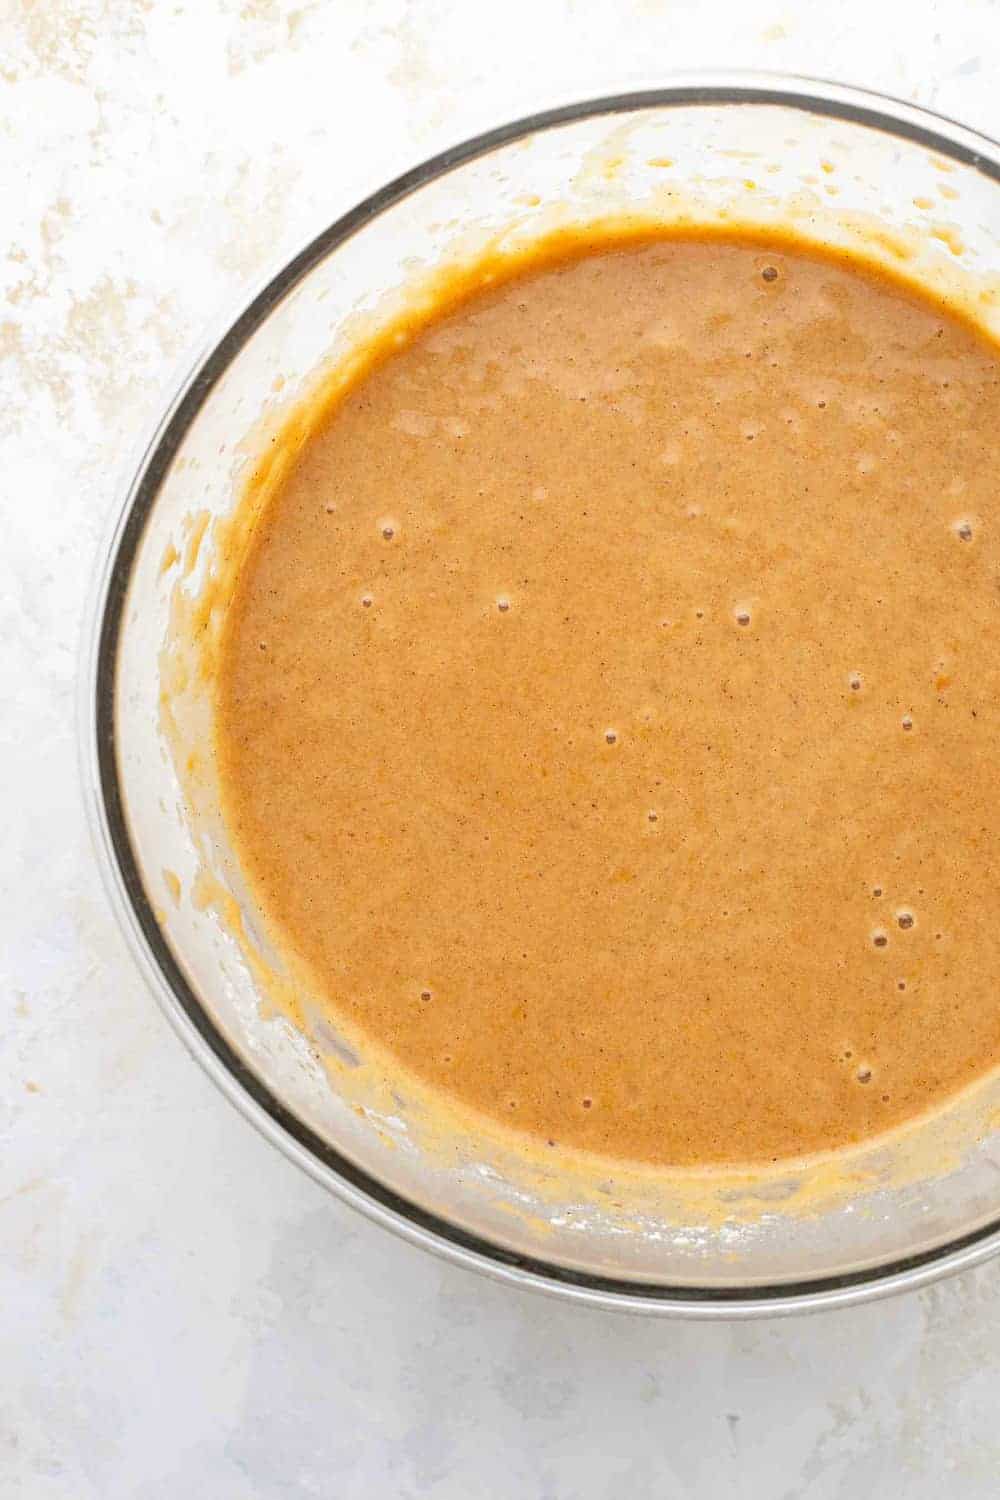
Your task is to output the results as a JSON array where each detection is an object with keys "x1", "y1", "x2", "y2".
[{"x1": 216, "y1": 232, "x2": 1000, "y2": 1168}]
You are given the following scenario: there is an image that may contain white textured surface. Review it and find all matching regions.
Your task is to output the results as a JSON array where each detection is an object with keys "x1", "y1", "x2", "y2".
[{"x1": 4, "y1": 2, "x2": 1000, "y2": 1494}]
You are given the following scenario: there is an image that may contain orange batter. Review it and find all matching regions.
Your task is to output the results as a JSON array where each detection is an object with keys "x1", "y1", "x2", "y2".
[{"x1": 216, "y1": 231, "x2": 1000, "y2": 1168}]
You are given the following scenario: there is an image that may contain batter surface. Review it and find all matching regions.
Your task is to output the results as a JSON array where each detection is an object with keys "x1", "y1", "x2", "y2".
[{"x1": 216, "y1": 232, "x2": 1000, "y2": 1167}]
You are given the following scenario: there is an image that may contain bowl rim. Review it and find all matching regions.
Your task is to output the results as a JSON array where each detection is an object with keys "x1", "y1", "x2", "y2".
[{"x1": 84, "y1": 70, "x2": 1000, "y2": 1318}]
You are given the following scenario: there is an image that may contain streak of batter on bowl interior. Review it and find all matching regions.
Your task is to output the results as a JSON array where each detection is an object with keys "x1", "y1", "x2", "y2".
[{"x1": 157, "y1": 197, "x2": 1000, "y2": 1234}]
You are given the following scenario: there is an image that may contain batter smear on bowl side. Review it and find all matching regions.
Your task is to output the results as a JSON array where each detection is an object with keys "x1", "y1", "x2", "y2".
[{"x1": 215, "y1": 230, "x2": 1000, "y2": 1168}]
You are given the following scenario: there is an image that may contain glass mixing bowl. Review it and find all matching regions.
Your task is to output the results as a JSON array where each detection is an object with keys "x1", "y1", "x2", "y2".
[{"x1": 85, "y1": 75, "x2": 1000, "y2": 1316}]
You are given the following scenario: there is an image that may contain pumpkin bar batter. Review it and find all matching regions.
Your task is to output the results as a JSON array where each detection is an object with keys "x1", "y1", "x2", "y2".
[{"x1": 216, "y1": 231, "x2": 1000, "y2": 1167}]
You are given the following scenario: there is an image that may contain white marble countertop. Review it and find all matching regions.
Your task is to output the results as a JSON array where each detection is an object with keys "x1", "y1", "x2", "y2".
[{"x1": 5, "y1": 2, "x2": 1000, "y2": 1494}]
